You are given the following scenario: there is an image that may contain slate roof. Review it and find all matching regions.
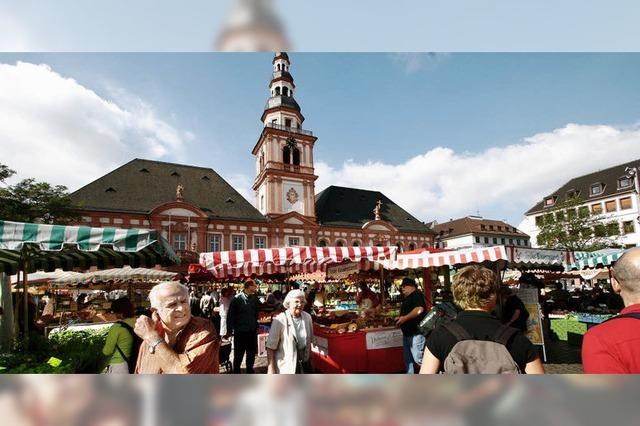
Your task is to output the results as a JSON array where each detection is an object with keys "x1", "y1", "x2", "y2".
[
  {"x1": 314, "y1": 185, "x2": 433, "y2": 233},
  {"x1": 71, "y1": 159, "x2": 267, "y2": 222},
  {"x1": 525, "y1": 159, "x2": 640, "y2": 215},
  {"x1": 433, "y1": 217, "x2": 529, "y2": 240}
]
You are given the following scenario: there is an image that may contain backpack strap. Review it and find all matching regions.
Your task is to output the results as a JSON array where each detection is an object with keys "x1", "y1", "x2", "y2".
[
  {"x1": 492, "y1": 324, "x2": 519, "y2": 346},
  {"x1": 442, "y1": 322, "x2": 472, "y2": 342},
  {"x1": 117, "y1": 320, "x2": 136, "y2": 335},
  {"x1": 604, "y1": 312, "x2": 640, "y2": 323},
  {"x1": 115, "y1": 343, "x2": 130, "y2": 364}
]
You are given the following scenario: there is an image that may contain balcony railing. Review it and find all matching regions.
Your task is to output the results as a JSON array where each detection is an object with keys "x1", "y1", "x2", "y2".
[{"x1": 266, "y1": 122, "x2": 313, "y2": 136}]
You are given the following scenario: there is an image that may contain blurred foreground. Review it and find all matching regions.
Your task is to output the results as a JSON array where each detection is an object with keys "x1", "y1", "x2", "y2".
[{"x1": 1, "y1": 375, "x2": 640, "y2": 426}]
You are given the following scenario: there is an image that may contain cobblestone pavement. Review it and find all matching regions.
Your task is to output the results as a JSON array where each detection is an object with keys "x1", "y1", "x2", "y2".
[{"x1": 542, "y1": 339, "x2": 584, "y2": 374}]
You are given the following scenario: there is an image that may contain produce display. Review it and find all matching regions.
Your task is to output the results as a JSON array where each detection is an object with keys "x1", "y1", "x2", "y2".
[{"x1": 313, "y1": 306, "x2": 400, "y2": 334}]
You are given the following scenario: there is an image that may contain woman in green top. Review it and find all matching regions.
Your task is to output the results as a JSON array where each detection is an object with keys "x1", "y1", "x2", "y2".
[{"x1": 102, "y1": 298, "x2": 136, "y2": 374}]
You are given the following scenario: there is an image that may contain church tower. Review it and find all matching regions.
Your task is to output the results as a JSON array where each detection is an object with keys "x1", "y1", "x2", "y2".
[{"x1": 252, "y1": 52, "x2": 318, "y2": 221}]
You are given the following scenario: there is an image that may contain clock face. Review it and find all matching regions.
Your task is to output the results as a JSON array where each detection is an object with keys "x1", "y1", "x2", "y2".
[{"x1": 286, "y1": 187, "x2": 299, "y2": 205}]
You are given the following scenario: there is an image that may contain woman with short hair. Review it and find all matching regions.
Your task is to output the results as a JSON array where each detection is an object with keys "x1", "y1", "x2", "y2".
[{"x1": 266, "y1": 289, "x2": 313, "y2": 374}]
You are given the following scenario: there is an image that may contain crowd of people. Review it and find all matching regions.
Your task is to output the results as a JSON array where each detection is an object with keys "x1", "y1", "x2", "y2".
[{"x1": 95, "y1": 247, "x2": 640, "y2": 374}]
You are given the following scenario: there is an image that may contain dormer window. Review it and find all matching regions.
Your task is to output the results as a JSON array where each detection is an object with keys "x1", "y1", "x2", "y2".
[
  {"x1": 139, "y1": 168, "x2": 150, "y2": 173},
  {"x1": 618, "y1": 176, "x2": 632, "y2": 190},
  {"x1": 201, "y1": 175, "x2": 210, "y2": 181},
  {"x1": 544, "y1": 196, "x2": 556, "y2": 207},
  {"x1": 566, "y1": 189, "x2": 579, "y2": 199},
  {"x1": 590, "y1": 183, "x2": 604, "y2": 197},
  {"x1": 105, "y1": 187, "x2": 116, "y2": 193},
  {"x1": 171, "y1": 171, "x2": 180, "y2": 177}
]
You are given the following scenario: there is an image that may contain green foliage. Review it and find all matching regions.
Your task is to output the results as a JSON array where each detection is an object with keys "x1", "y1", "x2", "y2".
[
  {"x1": 536, "y1": 196, "x2": 620, "y2": 251},
  {"x1": 0, "y1": 163, "x2": 80, "y2": 223},
  {"x1": 0, "y1": 328, "x2": 108, "y2": 374}
]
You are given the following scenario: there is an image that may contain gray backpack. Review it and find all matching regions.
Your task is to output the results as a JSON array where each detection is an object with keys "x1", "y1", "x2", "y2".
[{"x1": 442, "y1": 322, "x2": 521, "y2": 374}]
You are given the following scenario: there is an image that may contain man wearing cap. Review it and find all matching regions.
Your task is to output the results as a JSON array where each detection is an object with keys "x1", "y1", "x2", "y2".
[{"x1": 397, "y1": 277, "x2": 427, "y2": 374}]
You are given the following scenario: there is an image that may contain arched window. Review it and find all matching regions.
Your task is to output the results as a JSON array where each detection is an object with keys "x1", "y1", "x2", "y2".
[
  {"x1": 318, "y1": 239, "x2": 327, "y2": 247},
  {"x1": 292, "y1": 147, "x2": 301, "y2": 165},
  {"x1": 336, "y1": 239, "x2": 345, "y2": 247},
  {"x1": 283, "y1": 87, "x2": 289, "y2": 96},
  {"x1": 259, "y1": 153, "x2": 265, "y2": 170},
  {"x1": 396, "y1": 242, "x2": 404, "y2": 253},
  {"x1": 283, "y1": 146, "x2": 291, "y2": 164},
  {"x1": 275, "y1": 87, "x2": 281, "y2": 96},
  {"x1": 352, "y1": 240, "x2": 360, "y2": 247},
  {"x1": 408, "y1": 243, "x2": 416, "y2": 251},
  {"x1": 277, "y1": 64, "x2": 281, "y2": 71}
]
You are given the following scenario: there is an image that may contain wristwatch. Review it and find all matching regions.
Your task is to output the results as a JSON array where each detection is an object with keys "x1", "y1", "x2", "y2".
[{"x1": 148, "y1": 337, "x2": 164, "y2": 354}]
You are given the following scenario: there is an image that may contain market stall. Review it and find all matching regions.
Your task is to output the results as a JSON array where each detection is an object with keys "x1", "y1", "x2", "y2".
[
  {"x1": 198, "y1": 245, "x2": 402, "y2": 373},
  {"x1": 0, "y1": 219, "x2": 180, "y2": 345}
]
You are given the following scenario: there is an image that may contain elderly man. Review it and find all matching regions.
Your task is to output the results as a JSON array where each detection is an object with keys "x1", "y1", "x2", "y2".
[
  {"x1": 134, "y1": 281, "x2": 220, "y2": 374},
  {"x1": 582, "y1": 248, "x2": 640, "y2": 373}
]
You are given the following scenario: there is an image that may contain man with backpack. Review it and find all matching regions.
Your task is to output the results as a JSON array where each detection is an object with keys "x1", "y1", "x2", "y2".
[
  {"x1": 420, "y1": 265, "x2": 544, "y2": 374},
  {"x1": 582, "y1": 248, "x2": 640, "y2": 373}
]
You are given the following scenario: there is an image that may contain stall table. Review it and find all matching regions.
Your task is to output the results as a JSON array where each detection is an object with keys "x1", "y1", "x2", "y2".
[{"x1": 311, "y1": 324, "x2": 405, "y2": 373}]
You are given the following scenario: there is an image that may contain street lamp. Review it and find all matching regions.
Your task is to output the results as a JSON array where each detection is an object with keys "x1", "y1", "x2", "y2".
[{"x1": 625, "y1": 166, "x2": 640, "y2": 225}]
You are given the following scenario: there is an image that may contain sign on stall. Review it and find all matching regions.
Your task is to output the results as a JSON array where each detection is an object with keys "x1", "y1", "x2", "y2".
[
  {"x1": 326, "y1": 262, "x2": 360, "y2": 280},
  {"x1": 365, "y1": 328, "x2": 403, "y2": 350}
]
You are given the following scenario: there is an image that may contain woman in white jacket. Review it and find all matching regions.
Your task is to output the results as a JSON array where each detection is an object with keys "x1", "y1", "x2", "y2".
[{"x1": 266, "y1": 289, "x2": 313, "y2": 374}]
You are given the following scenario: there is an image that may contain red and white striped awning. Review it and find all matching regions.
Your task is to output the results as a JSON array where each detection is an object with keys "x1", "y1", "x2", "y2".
[
  {"x1": 385, "y1": 246, "x2": 508, "y2": 270},
  {"x1": 199, "y1": 246, "x2": 396, "y2": 279}
]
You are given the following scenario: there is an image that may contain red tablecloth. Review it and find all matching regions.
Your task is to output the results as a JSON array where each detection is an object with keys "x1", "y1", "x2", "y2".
[{"x1": 311, "y1": 325, "x2": 405, "y2": 373}]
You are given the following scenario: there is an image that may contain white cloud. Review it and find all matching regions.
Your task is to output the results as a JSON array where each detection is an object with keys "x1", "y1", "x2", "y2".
[
  {"x1": 315, "y1": 122, "x2": 640, "y2": 224},
  {"x1": 0, "y1": 62, "x2": 193, "y2": 190}
]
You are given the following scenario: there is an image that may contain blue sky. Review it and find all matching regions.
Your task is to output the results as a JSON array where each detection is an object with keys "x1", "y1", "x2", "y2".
[
  {"x1": 1, "y1": 1, "x2": 640, "y2": 51},
  {"x1": 1, "y1": 53, "x2": 640, "y2": 227}
]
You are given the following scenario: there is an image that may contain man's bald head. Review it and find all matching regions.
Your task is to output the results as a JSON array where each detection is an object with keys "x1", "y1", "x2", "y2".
[{"x1": 613, "y1": 248, "x2": 640, "y2": 297}]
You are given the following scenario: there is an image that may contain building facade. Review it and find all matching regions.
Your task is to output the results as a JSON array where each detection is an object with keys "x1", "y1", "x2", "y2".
[
  {"x1": 433, "y1": 216, "x2": 530, "y2": 250},
  {"x1": 519, "y1": 159, "x2": 640, "y2": 248},
  {"x1": 69, "y1": 53, "x2": 435, "y2": 259}
]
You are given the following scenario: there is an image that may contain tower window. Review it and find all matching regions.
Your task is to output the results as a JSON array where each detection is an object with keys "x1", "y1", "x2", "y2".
[
  {"x1": 285, "y1": 118, "x2": 292, "y2": 127},
  {"x1": 283, "y1": 146, "x2": 291, "y2": 164},
  {"x1": 292, "y1": 147, "x2": 301, "y2": 166},
  {"x1": 283, "y1": 87, "x2": 289, "y2": 96},
  {"x1": 275, "y1": 87, "x2": 281, "y2": 96}
]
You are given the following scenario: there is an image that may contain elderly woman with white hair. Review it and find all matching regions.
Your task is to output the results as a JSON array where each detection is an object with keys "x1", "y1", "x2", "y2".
[{"x1": 266, "y1": 289, "x2": 314, "y2": 374}]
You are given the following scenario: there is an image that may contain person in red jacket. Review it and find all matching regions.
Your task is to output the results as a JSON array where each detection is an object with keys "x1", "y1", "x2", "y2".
[{"x1": 582, "y1": 247, "x2": 640, "y2": 373}]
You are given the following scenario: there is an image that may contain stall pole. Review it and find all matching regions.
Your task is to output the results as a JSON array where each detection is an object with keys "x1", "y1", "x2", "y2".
[
  {"x1": 442, "y1": 266, "x2": 451, "y2": 291},
  {"x1": 422, "y1": 267, "x2": 433, "y2": 310},
  {"x1": 379, "y1": 267, "x2": 385, "y2": 306},
  {"x1": 22, "y1": 260, "x2": 29, "y2": 345}
]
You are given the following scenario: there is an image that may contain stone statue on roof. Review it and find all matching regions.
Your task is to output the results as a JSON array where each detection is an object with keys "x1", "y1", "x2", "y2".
[
  {"x1": 373, "y1": 200, "x2": 382, "y2": 221},
  {"x1": 176, "y1": 184, "x2": 184, "y2": 202}
]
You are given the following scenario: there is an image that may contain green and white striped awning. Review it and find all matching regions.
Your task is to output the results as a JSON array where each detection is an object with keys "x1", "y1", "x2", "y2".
[
  {"x1": 566, "y1": 249, "x2": 626, "y2": 271},
  {"x1": 0, "y1": 220, "x2": 180, "y2": 275}
]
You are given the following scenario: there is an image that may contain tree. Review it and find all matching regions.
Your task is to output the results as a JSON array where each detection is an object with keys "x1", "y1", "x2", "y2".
[
  {"x1": 536, "y1": 196, "x2": 620, "y2": 251},
  {"x1": 0, "y1": 163, "x2": 80, "y2": 224}
]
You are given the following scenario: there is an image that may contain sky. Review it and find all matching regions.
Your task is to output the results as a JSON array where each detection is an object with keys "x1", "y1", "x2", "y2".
[
  {"x1": 1, "y1": 53, "x2": 640, "y2": 228},
  {"x1": 1, "y1": 0, "x2": 640, "y2": 51}
]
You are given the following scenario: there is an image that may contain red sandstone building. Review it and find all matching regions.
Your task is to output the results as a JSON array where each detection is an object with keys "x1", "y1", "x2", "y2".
[{"x1": 70, "y1": 53, "x2": 435, "y2": 259}]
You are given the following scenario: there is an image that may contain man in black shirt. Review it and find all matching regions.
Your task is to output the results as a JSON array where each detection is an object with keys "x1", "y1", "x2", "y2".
[
  {"x1": 227, "y1": 279, "x2": 259, "y2": 374},
  {"x1": 397, "y1": 277, "x2": 427, "y2": 374},
  {"x1": 500, "y1": 287, "x2": 529, "y2": 332}
]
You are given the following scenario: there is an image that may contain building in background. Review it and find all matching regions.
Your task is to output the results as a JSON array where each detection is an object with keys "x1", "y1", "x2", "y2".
[
  {"x1": 519, "y1": 159, "x2": 640, "y2": 248},
  {"x1": 433, "y1": 216, "x2": 530, "y2": 250},
  {"x1": 70, "y1": 53, "x2": 435, "y2": 258},
  {"x1": 216, "y1": 0, "x2": 290, "y2": 51}
]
